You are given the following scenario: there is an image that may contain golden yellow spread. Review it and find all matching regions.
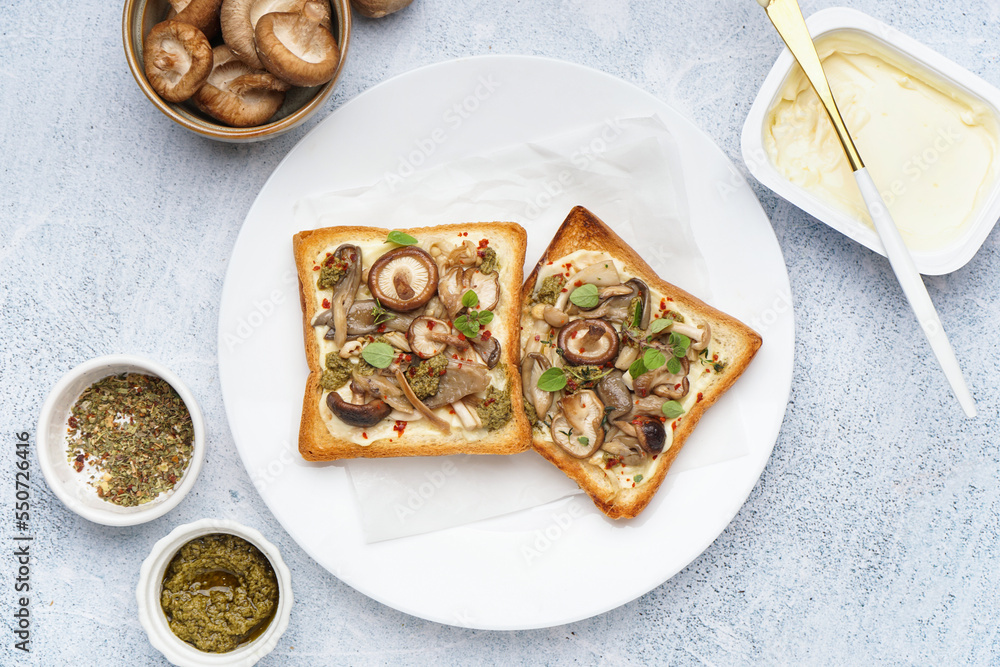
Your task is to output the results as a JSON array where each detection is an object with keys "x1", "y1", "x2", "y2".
[{"x1": 765, "y1": 30, "x2": 1000, "y2": 251}]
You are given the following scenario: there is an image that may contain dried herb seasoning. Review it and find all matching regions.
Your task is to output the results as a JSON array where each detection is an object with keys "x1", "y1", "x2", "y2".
[{"x1": 66, "y1": 373, "x2": 194, "y2": 507}]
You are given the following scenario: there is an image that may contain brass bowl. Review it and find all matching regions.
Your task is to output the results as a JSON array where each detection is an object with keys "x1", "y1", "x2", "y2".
[{"x1": 122, "y1": 0, "x2": 351, "y2": 142}]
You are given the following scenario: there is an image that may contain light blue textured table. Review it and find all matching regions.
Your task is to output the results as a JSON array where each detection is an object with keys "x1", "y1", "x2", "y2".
[{"x1": 3, "y1": 0, "x2": 999, "y2": 664}]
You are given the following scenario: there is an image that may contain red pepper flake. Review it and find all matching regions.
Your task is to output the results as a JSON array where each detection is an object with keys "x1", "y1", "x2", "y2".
[
  {"x1": 574, "y1": 280, "x2": 582, "y2": 287},
  {"x1": 463, "y1": 232, "x2": 469, "y2": 237},
  {"x1": 427, "y1": 320, "x2": 436, "y2": 330},
  {"x1": 68, "y1": 415, "x2": 79, "y2": 430},
  {"x1": 362, "y1": 432, "x2": 368, "y2": 439},
  {"x1": 478, "y1": 239, "x2": 489, "y2": 248},
  {"x1": 481, "y1": 330, "x2": 492, "y2": 340},
  {"x1": 405, "y1": 354, "x2": 412, "y2": 362},
  {"x1": 560, "y1": 287, "x2": 568, "y2": 292},
  {"x1": 376, "y1": 324, "x2": 386, "y2": 333},
  {"x1": 696, "y1": 392, "x2": 704, "y2": 403},
  {"x1": 321, "y1": 298, "x2": 331, "y2": 309},
  {"x1": 452, "y1": 353, "x2": 459, "y2": 359},
  {"x1": 457, "y1": 363, "x2": 463, "y2": 369},
  {"x1": 457, "y1": 332, "x2": 467, "y2": 341},
  {"x1": 672, "y1": 420, "x2": 680, "y2": 431},
  {"x1": 546, "y1": 261, "x2": 554, "y2": 265},
  {"x1": 713, "y1": 354, "x2": 719, "y2": 361},
  {"x1": 312, "y1": 266, "x2": 320, "y2": 271},
  {"x1": 393, "y1": 420, "x2": 407, "y2": 436},
  {"x1": 659, "y1": 298, "x2": 667, "y2": 309},
  {"x1": 534, "y1": 335, "x2": 541, "y2": 342}
]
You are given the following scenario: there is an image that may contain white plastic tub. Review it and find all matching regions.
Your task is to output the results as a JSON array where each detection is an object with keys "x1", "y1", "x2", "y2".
[{"x1": 743, "y1": 7, "x2": 1000, "y2": 275}]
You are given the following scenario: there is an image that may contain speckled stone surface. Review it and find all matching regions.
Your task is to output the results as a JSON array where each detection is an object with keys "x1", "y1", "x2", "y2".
[{"x1": 3, "y1": 0, "x2": 1000, "y2": 664}]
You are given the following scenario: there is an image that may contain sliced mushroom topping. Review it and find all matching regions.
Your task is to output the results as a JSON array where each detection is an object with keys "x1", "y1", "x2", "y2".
[
  {"x1": 317, "y1": 299, "x2": 415, "y2": 338},
  {"x1": 632, "y1": 415, "x2": 667, "y2": 454},
  {"x1": 521, "y1": 353, "x2": 553, "y2": 420},
  {"x1": 633, "y1": 356, "x2": 689, "y2": 399},
  {"x1": 422, "y1": 358, "x2": 491, "y2": 409},
  {"x1": 451, "y1": 399, "x2": 481, "y2": 430},
  {"x1": 393, "y1": 369, "x2": 451, "y2": 434},
  {"x1": 321, "y1": 244, "x2": 361, "y2": 350},
  {"x1": 407, "y1": 316, "x2": 468, "y2": 359},
  {"x1": 192, "y1": 50, "x2": 290, "y2": 126},
  {"x1": 596, "y1": 370, "x2": 631, "y2": 421},
  {"x1": 614, "y1": 344, "x2": 639, "y2": 372},
  {"x1": 327, "y1": 392, "x2": 391, "y2": 427},
  {"x1": 170, "y1": 0, "x2": 224, "y2": 39},
  {"x1": 557, "y1": 319, "x2": 620, "y2": 367},
  {"x1": 255, "y1": 2, "x2": 340, "y2": 87},
  {"x1": 144, "y1": 20, "x2": 213, "y2": 103},
  {"x1": 438, "y1": 267, "x2": 499, "y2": 319},
  {"x1": 571, "y1": 259, "x2": 621, "y2": 288},
  {"x1": 661, "y1": 320, "x2": 711, "y2": 353},
  {"x1": 602, "y1": 438, "x2": 646, "y2": 466},
  {"x1": 465, "y1": 269, "x2": 500, "y2": 312},
  {"x1": 469, "y1": 334, "x2": 501, "y2": 369},
  {"x1": 530, "y1": 303, "x2": 569, "y2": 328},
  {"x1": 580, "y1": 278, "x2": 649, "y2": 324},
  {"x1": 629, "y1": 396, "x2": 669, "y2": 417},
  {"x1": 550, "y1": 390, "x2": 605, "y2": 459},
  {"x1": 368, "y1": 247, "x2": 439, "y2": 312}
]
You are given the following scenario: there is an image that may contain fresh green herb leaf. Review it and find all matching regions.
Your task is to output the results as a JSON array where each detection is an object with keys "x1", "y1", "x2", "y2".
[
  {"x1": 577, "y1": 436, "x2": 590, "y2": 446},
  {"x1": 537, "y1": 367, "x2": 568, "y2": 392},
  {"x1": 569, "y1": 283, "x2": 600, "y2": 309},
  {"x1": 649, "y1": 317, "x2": 673, "y2": 334},
  {"x1": 630, "y1": 297, "x2": 644, "y2": 329},
  {"x1": 386, "y1": 230, "x2": 418, "y2": 246},
  {"x1": 362, "y1": 341, "x2": 395, "y2": 368},
  {"x1": 559, "y1": 429, "x2": 574, "y2": 438},
  {"x1": 669, "y1": 332, "x2": 691, "y2": 355},
  {"x1": 478, "y1": 310, "x2": 494, "y2": 325},
  {"x1": 461, "y1": 290, "x2": 479, "y2": 309},
  {"x1": 453, "y1": 314, "x2": 479, "y2": 338},
  {"x1": 666, "y1": 356, "x2": 682, "y2": 375},
  {"x1": 370, "y1": 299, "x2": 396, "y2": 326},
  {"x1": 628, "y1": 358, "x2": 647, "y2": 380},
  {"x1": 642, "y1": 347, "x2": 666, "y2": 371},
  {"x1": 633, "y1": 474, "x2": 644, "y2": 483},
  {"x1": 661, "y1": 400, "x2": 685, "y2": 420}
]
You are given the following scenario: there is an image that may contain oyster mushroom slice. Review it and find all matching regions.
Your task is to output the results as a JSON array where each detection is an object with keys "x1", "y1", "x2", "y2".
[
  {"x1": 193, "y1": 55, "x2": 290, "y2": 126},
  {"x1": 465, "y1": 270, "x2": 500, "y2": 312},
  {"x1": 327, "y1": 392, "x2": 391, "y2": 428},
  {"x1": 571, "y1": 259, "x2": 621, "y2": 288},
  {"x1": 521, "y1": 353, "x2": 553, "y2": 419},
  {"x1": 596, "y1": 370, "x2": 631, "y2": 421},
  {"x1": 557, "y1": 318, "x2": 620, "y2": 367},
  {"x1": 317, "y1": 299, "x2": 414, "y2": 338},
  {"x1": 394, "y1": 369, "x2": 451, "y2": 434},
  {"x1": 551, "y1": 390, "x2": 605, "y2": 459},
  {"x1": 255, "y1": 2, "x2": 340, "y2": 87},
  {"x1": 368, "y1": 247, "x2": 439, "y2": 312},
  {"x1": 469, "y1": 334, "x2": 501, "y2": 369},
  {"x1": 633, "y1": 356, "x2": 689, "y2": 399},
  {"x1": 324, "y1": 244, "x2": 362, "y2": 349},
  {"x1": 422, "y1": 358, "x2": 491, "y2": 409},
  {"x1": 143, "y1": 20, "x2": 213, "y2": 103},
  {"x1": 602, "y1": 438, "x2": 646, "y2": 466}
]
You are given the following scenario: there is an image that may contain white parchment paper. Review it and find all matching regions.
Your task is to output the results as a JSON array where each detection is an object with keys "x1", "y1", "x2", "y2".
[{"x1": 294, "y1": 116, "x2": 748, "y2": 543}]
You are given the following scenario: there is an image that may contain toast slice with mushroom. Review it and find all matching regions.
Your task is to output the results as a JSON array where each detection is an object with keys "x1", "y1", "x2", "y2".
[
  {"x1": 293, "y1": 223, "x2": 532, "y2": 460},
  {"x1": 520, "y1": 206, "x2": 762, "y2": 519}
]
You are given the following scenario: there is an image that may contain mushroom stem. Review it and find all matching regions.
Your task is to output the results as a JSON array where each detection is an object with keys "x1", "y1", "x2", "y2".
[{"x1": 394, "y1": 369, "x2": 451, "y2": 434}]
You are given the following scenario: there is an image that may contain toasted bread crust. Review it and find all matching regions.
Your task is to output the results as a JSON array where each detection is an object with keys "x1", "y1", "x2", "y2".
[
  {"x1": 522, "y1": 207, "x2": 762, "y2": 519},
  {"x1": 294, "y1": 223, "x2": 531, "y2": 460}
]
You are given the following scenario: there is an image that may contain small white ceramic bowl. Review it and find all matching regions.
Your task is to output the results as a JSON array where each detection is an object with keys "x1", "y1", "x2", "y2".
[
  {"x1": 137, "y1": 519, "x2": 294, "y2": 667},
  {"x1": 743, "y1": 7, "x2": 1000, "y2": 275},
  {"x1": 36, "y1": 354, "x2": 206, "y2": 526}
]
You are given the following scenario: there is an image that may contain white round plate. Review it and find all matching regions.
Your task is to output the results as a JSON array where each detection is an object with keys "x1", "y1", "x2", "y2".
[{"x1": 218, "y1": 55, "x2": 794, "y2": 630}]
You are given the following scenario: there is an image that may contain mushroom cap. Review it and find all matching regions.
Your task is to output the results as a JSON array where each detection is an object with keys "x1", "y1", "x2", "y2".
[
  {"x1": 438, "y1": 267, "x2": 499, "y2": 319},
  {"x1": 557, "y1": 318, "x2": 620, "y2": 367},
  {"x1": 350, "y1": 0, "x2": 412, "y2": 19},
  {"x1": 470, "y1": 334, "x2": 501, "y2": 369},
  {"x1": 170, "y1": 0, "x2": 224, "y2": 39},
  {"x1": 632, "y1": 415, "x2": 667, "y2": 454},
  {"x1": 143, "y1": 20, "x2": 213, "y2": 103},
  {"x1": 465, "y1": 270, "x2": 500, "y2": 313},
  {"x1": 368, "y1": 247, "x2": 438, "y2": 312},
  {"x1": 193, "y1": 54, "x2": 290, "y2": 127},
  {"x1": 326, "y1": 392, "x2": 391, "y2": 427},
  {"x1": 407, "y1": 316, "x2": 449, "y2": 359},
  {"x1": 255, "y1": 3, "x2": 340, "y2": 87},
  {"x1": 221, "y1": 0, "x2": 333, "y2": 70}
]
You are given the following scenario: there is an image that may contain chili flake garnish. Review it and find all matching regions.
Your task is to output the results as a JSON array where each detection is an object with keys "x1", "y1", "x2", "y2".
[{"x1": 65, "y1": 373, "x2": 194, "y2": 507}]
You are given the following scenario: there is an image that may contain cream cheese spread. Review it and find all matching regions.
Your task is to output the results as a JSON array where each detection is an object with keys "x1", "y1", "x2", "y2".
[{"x1": 764, "y1": 30, "x2": 1000, "y2": 251}]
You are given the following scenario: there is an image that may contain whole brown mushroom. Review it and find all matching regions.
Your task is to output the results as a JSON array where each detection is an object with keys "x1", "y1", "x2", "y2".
[
  {"x1": 193, "y1": 46, "x2": 291, "y2": 127},
  {"x1": 350, "y1": 0, "x2": 412, "y2": 18},
  {"x1": 368, "y1": 247, "x2": 439, "y2": 312},
  {"x1": 255, "y1": 1, "x2": 340, "y2": 87},
  {"x1": 144, "y1": 20, "x2": 213, "y2": 103}
]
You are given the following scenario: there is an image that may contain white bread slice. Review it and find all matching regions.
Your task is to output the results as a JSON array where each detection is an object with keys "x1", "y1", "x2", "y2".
[
  {"x1": 294, "y1": 222, "x2": 531, "y2": 460},
  {"x1": 520, "y1": 207, "x2": 762, "y2": 518}
]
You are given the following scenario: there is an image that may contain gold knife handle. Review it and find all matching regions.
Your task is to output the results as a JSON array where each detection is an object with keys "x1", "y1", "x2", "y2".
[{"x1": 763, "y1": 0, "x2": 865, "y2": 171}]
